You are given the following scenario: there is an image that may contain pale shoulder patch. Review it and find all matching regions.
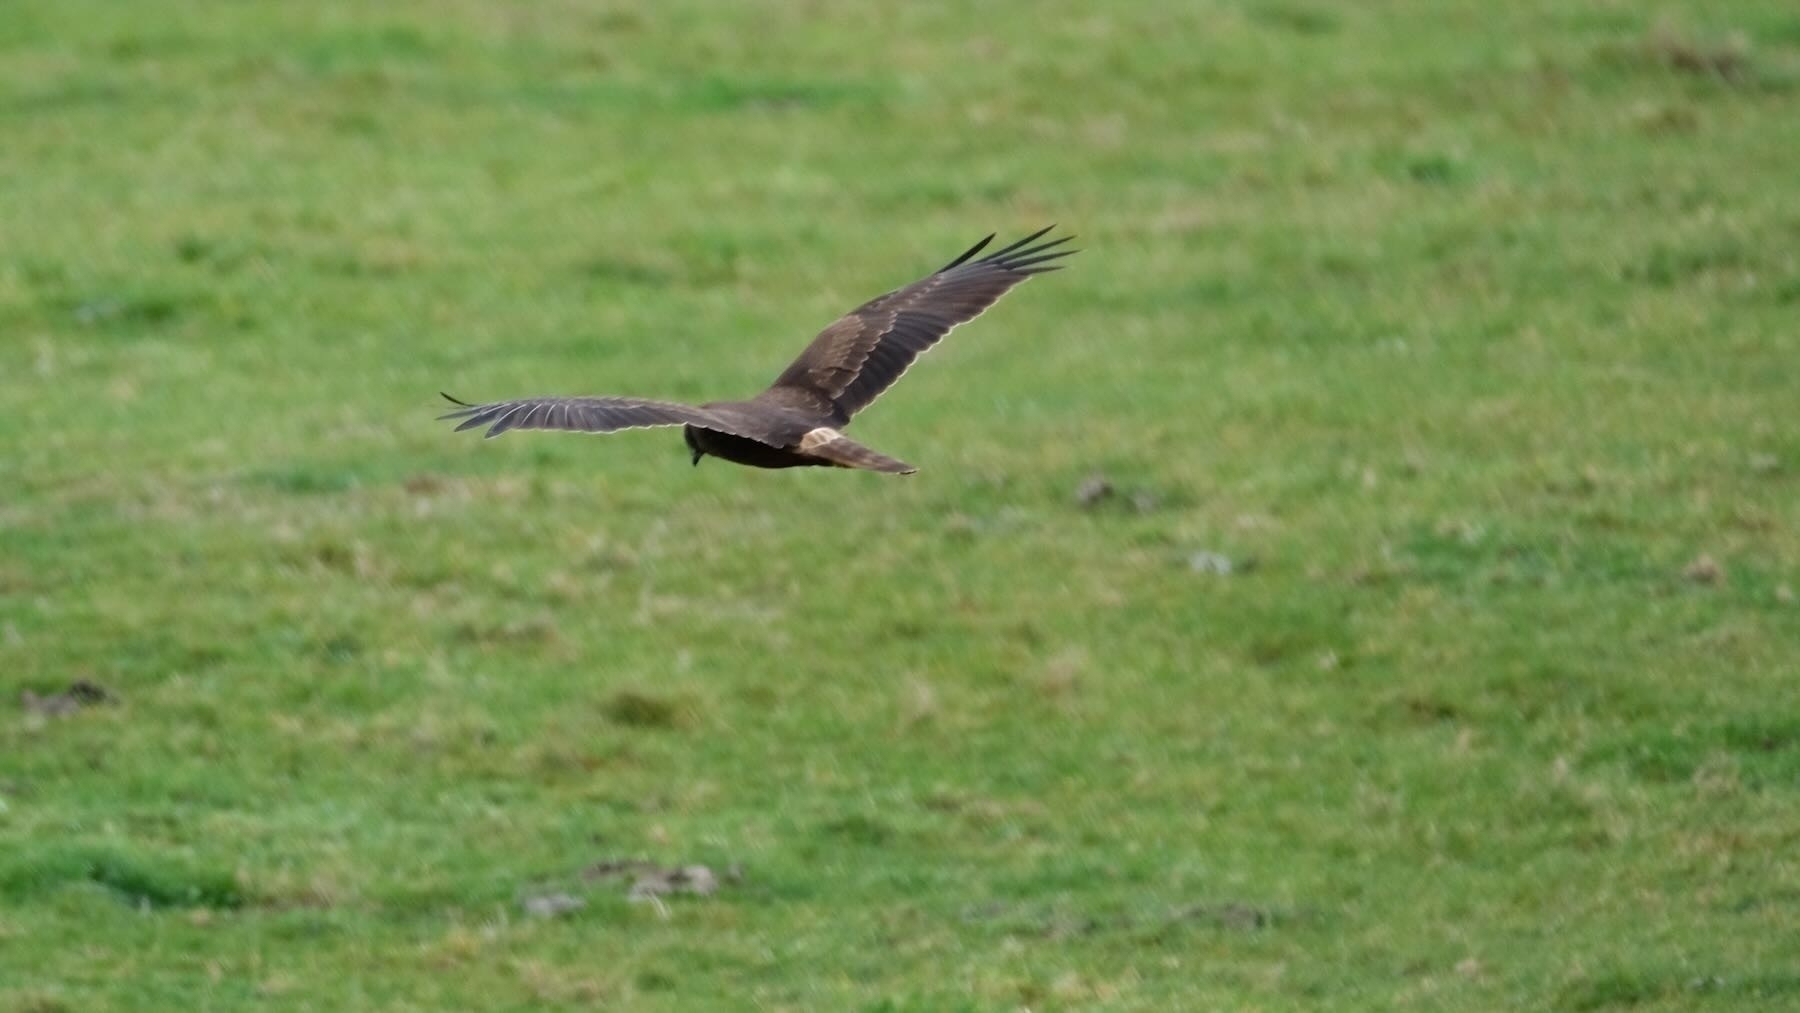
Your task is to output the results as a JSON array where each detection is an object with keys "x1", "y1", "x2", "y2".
[{"x1": 798, "y1": 427, "x2": 844, "y2": 452}]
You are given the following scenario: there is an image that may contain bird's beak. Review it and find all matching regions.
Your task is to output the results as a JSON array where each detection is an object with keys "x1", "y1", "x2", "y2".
[{"x1": 690, "y1": 449, "x2": 703, "y2": 467}]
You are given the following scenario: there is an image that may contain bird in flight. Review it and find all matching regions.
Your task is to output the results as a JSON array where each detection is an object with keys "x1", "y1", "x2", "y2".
[{"x1": 439, "y1": 226, "x2": 1075, "y2": 474}]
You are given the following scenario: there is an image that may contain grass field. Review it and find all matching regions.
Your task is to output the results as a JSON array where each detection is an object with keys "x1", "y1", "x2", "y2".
[{"x1": 3, "y1": 1, "x2": 1798, "y2": 1008}]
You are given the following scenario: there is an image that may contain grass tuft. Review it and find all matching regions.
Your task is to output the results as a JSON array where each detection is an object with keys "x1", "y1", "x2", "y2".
[{"x1": 1, "y1": 847, "x2": 245, "y2": 911}]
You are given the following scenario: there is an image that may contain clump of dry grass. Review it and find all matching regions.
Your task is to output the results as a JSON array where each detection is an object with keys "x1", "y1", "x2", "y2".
[
  {"x1": 601, "y1": 688, "x2": 695, "y2": 730},
  {"x1": 1644, "y1": 20, "x2": 1752, "y2": 82}
]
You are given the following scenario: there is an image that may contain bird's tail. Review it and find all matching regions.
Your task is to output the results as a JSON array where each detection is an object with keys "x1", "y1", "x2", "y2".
[{"x1": 798, "y1": 428, "x2": 916, "y2": 475}]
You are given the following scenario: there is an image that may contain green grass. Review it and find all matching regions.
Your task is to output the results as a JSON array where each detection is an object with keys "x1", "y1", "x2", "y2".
[{"x1": 2, "y1": 0, "x2": 1797, "y2": 1008}]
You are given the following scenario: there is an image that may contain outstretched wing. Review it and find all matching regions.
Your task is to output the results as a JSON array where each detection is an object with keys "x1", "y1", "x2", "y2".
[
  {"x1": 437, "y1": 393, "x2": 774, "y2": 443},
  {"x1": 765, "y1": 226, "x2": 1075, "y2": 424}
]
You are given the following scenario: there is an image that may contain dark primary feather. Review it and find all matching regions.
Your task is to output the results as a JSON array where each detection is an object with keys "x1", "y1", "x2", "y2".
[
  {"x1": 438, "y1": 392, "x2": 759, "y2": 441},
  {"x1": 939, "y1": 233, "x2": 994, "y2": 272},
  {"x1": 766, "y1": 226, "x2": 1075, "y2": 424}
]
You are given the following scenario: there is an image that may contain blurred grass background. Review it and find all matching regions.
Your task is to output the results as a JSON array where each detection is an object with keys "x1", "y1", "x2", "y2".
[{"x1": 2, "y1": 1, "x2": 1797, "y2": 1008}]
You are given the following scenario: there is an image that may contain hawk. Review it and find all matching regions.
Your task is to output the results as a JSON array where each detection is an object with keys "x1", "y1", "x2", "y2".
[{"x1": 440, "y1": 227, "x2": 1075, "y2": 474}]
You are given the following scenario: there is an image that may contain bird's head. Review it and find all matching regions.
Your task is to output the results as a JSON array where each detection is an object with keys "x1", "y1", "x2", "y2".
[{"x1": 683, "y1": 427, "x2": 705, "y2": 467}]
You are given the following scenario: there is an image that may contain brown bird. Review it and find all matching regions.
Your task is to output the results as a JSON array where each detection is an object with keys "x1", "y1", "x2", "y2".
[{"x1": 439, "y1": 226, "x2": 1075, "y2": 474}]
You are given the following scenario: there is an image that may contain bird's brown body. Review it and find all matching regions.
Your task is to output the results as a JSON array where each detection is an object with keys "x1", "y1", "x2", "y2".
[
  {"x1": 685, "y1": 422, "x2": 818, "y2": 470},
  {"x1": 441, "y1": 227, "x2": 1074, "y2": 474},
  {"x1": 684, "y1": 408, "x2": 842, "y2": 470}
]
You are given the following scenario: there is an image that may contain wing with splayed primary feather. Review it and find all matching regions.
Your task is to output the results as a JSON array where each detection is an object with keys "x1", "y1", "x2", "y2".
[
  {"x1": 764, "y1": 226, "x2": 1076, "y2": 424},
  {"x1": 437, "y1": 393, "x2": 778, "y2": 444}
]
